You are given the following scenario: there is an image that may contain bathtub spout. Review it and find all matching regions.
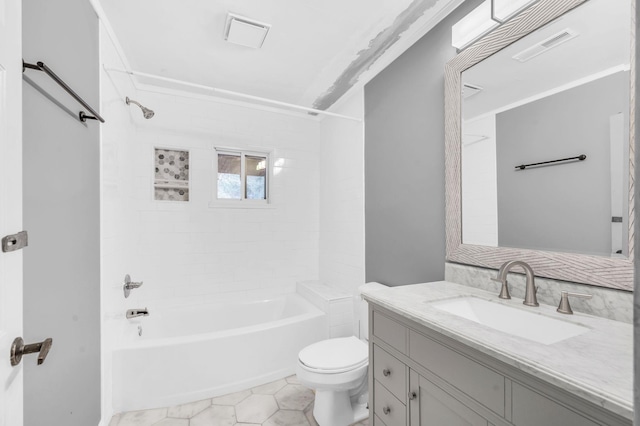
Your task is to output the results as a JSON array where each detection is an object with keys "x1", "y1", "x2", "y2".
[{"x1": 126, "y1": 308, "x2": 149, "y2": 319}]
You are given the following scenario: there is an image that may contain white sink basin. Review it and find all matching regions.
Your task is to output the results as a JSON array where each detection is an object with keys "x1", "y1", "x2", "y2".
[{"x1": 430, "y1": 297, "x2": 589, "y2": 345}]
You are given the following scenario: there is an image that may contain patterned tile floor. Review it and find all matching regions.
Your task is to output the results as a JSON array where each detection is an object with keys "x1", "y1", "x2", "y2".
[{"x1": 109, "y1": 375, "x2": 369, "y2": 426}]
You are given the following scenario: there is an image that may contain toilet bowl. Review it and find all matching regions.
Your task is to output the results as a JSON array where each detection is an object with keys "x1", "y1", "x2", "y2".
[
  {"x1": 296, "y1": 282, "x2": 387, "y2": 426},
  {"x1": 296, "y1": 336, "x2": 369, "y2": 426}
]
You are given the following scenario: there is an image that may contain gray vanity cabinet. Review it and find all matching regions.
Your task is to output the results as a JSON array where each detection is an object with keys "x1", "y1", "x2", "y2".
[
  {"x1": 372, "y1": 339, "x2": 495, "y2": 426},
  {"x1": 368, "y1": 303, "x2": 630, "y2": 426}
]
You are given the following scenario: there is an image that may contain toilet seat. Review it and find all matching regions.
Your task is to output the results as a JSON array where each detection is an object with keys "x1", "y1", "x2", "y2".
[{"x1": 298, "y1": 336, "x2": 368, "y2": 374}]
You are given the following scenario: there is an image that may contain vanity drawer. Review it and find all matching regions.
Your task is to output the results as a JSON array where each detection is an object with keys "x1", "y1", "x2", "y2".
[
  {"x1": 373, "y1": 311, "x2": 407, "y2": 354},
  {"x1": 374, "y1": 344, "x2": 406, "y2": 402},
  {"x1": 409, "y1": 330, "x2": 505, "y2": 416},
  {"x1": 374, "y1": 380, "x2": 406, "y2": 426},
  {"x1": 373, "y1": 414, "x2": 387, "y2": 426}
]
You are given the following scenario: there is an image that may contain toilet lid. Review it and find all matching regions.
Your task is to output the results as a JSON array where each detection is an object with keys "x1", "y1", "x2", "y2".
[{"x1": 299, "y1": 336, "x2": 368, "y2": 372}]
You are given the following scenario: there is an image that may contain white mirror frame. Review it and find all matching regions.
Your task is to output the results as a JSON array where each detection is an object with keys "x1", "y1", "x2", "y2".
[{"x1": 445, "y1": 0, "x2": 635, "y2": 291}]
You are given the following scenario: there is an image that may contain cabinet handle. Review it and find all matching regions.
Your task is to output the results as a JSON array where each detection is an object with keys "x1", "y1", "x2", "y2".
[
  {"x1": 383, "y1": 406, "x2": 391, "y2": 415},
  {"x1": 408, "y1": 391, "x2": 417, "y2": 400},
  {"x1": 382, "y1": 368, "x2": 391, "y2": 377}
]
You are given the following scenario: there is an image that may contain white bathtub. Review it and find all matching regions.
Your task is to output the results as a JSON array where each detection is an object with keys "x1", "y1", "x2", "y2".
[{"x1": 112, "y1": 293, "x2": 327, "y2": 412}]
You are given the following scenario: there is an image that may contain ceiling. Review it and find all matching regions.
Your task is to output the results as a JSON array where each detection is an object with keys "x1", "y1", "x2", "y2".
[
  {"x1": 98, "y1": 0, "x2": 460, "y2": 112},
  {"x1": 462, "y1": 0, "x2": 631, "y2": 120}
]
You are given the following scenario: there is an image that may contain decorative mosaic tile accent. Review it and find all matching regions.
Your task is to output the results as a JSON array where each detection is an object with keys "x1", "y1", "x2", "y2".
[
  {"x1": 154, "y1": 187, "x2": 189, "y2": 202},
  {"x1": 154, "y1": 148, "x2": 189, "y2": 201}
]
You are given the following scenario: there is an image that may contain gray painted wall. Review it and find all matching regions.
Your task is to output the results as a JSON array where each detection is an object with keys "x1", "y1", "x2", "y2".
[
  {"x1": 496, "y1": 72, "x2": 630, "y2": 256},
  {"x1": 22, "y1": 0, "x2": 101, "y2": 424},
  {"x1": 364, "y1": 0, "x2": 482, "y2": 285}
]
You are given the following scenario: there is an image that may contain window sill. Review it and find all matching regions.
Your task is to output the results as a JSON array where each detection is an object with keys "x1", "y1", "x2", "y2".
[{"x1": 208, "y1": 201, "x2": 275, "y2": 210}]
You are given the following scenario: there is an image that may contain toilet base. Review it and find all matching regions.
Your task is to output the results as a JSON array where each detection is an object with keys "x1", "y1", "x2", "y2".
[
  {"x1": 313, "y1": 389, "x2": 368, "y2": 426},
  {"x1": 351, "y1": 399, "x2": 369, "y2": 423}
]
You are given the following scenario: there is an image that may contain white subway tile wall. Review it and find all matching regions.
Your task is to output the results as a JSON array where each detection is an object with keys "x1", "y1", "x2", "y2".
[
  {"x1": 319, "y1": 94, "x2": 366, "y2": 336},
  {"x1": 103, "y1": 95, "x2": 321, "y2": 312},
  {"x1": 297, "y1": 281, "x2": 355, "y2": 338},
  {"x1": 329, "y1": 299, "x2": 356, "y2": 338},
  {"x1": 101, "y1": 20, "x2": 139, "y2": 424},
  {"x1": 100, "y1": 21, "x2": 365, "y2": 423}
]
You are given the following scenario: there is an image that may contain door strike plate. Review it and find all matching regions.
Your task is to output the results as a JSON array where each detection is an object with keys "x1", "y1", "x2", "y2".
[{"x1": 2, "y1": 231, "x2": 28, "y2": 253}]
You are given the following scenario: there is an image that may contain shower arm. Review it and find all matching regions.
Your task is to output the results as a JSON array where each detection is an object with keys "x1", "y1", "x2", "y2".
[
  {"x1": 125, "y1": 97, "x2": 155, "y2": 119},
  {"x1": 126, "y1": 98, "x2": 143, "y2": 108}
]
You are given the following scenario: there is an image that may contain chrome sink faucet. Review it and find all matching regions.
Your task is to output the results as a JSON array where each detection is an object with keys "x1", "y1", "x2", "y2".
[{"x1": 492, "y1": 260, "x2": 539, "y2": 307}]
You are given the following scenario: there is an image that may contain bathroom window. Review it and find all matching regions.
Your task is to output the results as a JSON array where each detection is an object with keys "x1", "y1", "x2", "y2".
[{"x1": 214, "y1": 148, "x2": 269, "y2": 204}]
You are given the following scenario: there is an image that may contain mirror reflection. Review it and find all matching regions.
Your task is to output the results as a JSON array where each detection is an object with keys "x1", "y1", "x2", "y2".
[{"x1": 461, "y1": 0, "x2": 631, "y2": 258}]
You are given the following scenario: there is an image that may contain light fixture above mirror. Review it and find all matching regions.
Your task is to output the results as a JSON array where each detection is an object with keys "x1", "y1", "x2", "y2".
[
  {"x1": 493, "y1": 0, "x2": 540, "y2": 22},
  {"x1": 452, "y1": 0, "x2": 540, "y2": 50}
]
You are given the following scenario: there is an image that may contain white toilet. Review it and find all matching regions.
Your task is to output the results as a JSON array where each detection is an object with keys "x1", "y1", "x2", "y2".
[{"x1": 296, "y1": 283, "x2": 386, "y2": 426}]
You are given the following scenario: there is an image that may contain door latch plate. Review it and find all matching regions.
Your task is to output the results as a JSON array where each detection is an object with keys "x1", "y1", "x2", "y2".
[{"x1": 2, "y1": 231, "x2": 28, "y2": 252}]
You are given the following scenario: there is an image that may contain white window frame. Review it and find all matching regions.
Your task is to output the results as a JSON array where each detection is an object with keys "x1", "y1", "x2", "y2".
[{"x1": 211, "y1": 147, "x2": 273, "y2": 208}]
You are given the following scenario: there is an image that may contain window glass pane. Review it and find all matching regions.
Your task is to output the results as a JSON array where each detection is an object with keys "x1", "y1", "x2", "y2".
[
  {"x1": 245, "y1": 155, "x2": 267, "y2": 200},
  {"x1": 217, "y1": 154, "x2": 241, "y2": 199}
]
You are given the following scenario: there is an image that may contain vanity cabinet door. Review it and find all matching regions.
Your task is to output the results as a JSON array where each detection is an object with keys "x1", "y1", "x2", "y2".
[
  {"x1": 409, "y1": 330, "x2": 504, "y2": 416},
  {"x1": 511, "y1": 383, "x2": 599, "y2": 426},
  {"x1": 410, "y1": 373, "x2": 488, "y2": 426}
]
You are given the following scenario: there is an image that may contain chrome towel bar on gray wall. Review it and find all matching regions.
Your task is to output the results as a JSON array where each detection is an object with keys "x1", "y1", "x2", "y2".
[
  {"x1": 515, "y1": 154, "x2": 586, "y2": 170},
  {"x1": 23, "y1": 60, "x2": 105, "y2": 123}
]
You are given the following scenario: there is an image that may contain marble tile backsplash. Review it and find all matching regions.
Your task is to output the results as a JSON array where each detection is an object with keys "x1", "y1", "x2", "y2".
[{"x1": 445, "y1": 262, "x2": 633, "y2": 323}]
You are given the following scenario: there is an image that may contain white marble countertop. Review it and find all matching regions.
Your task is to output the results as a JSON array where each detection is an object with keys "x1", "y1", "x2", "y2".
[{"x1": 362, "y1": 281, "x2": 633, "y2": 421}]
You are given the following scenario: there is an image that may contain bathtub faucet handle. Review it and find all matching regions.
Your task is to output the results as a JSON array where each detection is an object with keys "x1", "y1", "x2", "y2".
[
  {"x1": 123, "y1": 274, "x2": 144, "y2": 298},
  {"x1": 126, "y1": 308, "x2": 149, "y2": 319}
]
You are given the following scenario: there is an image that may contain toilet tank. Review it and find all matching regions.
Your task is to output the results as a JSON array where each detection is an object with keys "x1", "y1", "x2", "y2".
[{"x1": 357, "y1": 282, "x2": 388, "y2": 339}]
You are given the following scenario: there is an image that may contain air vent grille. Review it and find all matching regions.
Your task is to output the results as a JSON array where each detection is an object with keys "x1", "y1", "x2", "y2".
[
  {"x1": 462, "y1": 84, "x2": 483, "y2": 99},
  {"x1": 513, "y1": 29, "x2": 578, "y2": 62},
  {"x1": 224, "y1": 13, "x2": 271, "y2": 49},
  {"x1": 462, "y1": 134, "x2": 489, "y2": 146},
  {"x1": 541, "y1": 31, "x2": 572, "y2": 48}
]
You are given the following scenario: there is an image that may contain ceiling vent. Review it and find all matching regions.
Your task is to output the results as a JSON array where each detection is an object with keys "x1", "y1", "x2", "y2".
[
  {"x1": 462, "y1": 83, "x2": 483, "y2": 99},
  {"x1": 462, "y1": 134, "x2": 489, "y2": 146},
  {"x1": 512, "y1": 29, "x2": 578, "y2": 62},
  {"x1": 224, "y1": 13, "x2": 271, "y2": 49}
]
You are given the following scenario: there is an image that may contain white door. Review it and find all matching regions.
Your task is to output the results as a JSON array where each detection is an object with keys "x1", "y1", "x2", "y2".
[{"x1": 0, "y1": 0, "x2": 24, "y2": 425}]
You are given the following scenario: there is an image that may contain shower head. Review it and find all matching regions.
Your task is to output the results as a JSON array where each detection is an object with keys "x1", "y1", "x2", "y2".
[{"x1": 126, "y1": 97, "x2": 155, "y2": 119}]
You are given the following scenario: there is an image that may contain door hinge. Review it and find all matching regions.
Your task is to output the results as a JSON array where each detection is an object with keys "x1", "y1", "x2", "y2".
[{"x1": 2, "y1": 231, "x2": 28, "y2": 252}]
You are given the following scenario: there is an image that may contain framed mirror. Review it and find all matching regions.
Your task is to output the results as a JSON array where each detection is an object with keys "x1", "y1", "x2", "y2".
[{"x1": 445, "y1": 0, "x2": 635, "y2": 290}]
